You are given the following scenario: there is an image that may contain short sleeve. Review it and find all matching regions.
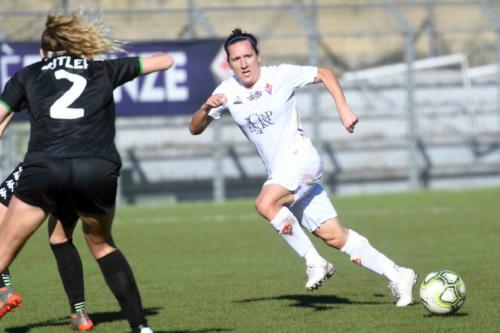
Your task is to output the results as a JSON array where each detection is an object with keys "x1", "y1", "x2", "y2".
[
  {"x1": 103, "y1": 57, "x2": 141, "y2": 88},
  {"x1": 207, "y1": 85, "x2": 229, "y2": 120},
  {"x1": 208, "y1": 106, "x2": 228, "y2": 120},
  {"x1": 279, "y1": 64, "x2": 318, "y2": 89},
  {"x1": 0, "y1": 72, "x2": 27, "y2": 113}
]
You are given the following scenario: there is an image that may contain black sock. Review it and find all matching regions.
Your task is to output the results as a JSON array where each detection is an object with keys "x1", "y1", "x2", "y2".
[
  {"x1": 97, "y1": 249, "x2": 147, "y2": 328},
  {"x1": 50, "y1": 240, "x2": 85, "y2": 314},
  {"x1": 0, "y1": 269, "x2": 11, "y2": 288}
]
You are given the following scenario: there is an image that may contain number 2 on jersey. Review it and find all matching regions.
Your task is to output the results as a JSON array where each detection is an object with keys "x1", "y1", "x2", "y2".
[{"x1": 50, "y1": 70, "x2": 87, "y2": 119}]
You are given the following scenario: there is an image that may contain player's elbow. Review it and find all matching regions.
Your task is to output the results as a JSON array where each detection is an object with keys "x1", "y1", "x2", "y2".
[
  {"x1": 142, "y1": 53, "x2": 175, "y2": 74},
  {"x1": 190, "y1": 113, "x2": 212, "y2": 135},
  {"x1": 189, "y1": 123, "x2": 203, "y2": 135},
  {"x1": 316, "y1": 67, "x2": 334, "y2": 82},
  {"x1": 156, "y1": 54, "x2": 174, "y2": 71}
]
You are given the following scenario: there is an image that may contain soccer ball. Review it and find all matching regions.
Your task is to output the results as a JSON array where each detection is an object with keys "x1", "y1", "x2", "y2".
[{"x1": 419, "y1": 270, "x2": 466, "y2": 314}]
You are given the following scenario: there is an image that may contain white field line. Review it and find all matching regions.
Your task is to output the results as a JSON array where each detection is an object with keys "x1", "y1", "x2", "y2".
[
  {"x1": 119, "y1": 205, "x2": 477, "y2": 225},
  {"x1": 120, "y1": 213, "x2": 258, "y2": 224}
]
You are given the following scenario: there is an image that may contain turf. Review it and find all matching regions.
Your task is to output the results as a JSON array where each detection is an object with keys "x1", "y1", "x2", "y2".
[{"x1": 2, "y1": 186, "x2": 499, "y2": 333}]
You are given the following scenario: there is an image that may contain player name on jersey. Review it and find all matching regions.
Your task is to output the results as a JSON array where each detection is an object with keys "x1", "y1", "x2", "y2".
[{"x1": 41, "y1": 56, "x2": 89, "y2": 71}]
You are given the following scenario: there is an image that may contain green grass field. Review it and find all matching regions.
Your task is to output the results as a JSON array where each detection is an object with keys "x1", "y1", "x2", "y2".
[{"x1": 2, "y1": 187, "x2": 500, "y2": 333}]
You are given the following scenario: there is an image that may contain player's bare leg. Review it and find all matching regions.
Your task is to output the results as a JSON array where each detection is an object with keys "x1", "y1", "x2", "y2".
[
  {"x1": 255, "y1": 184, "x2": 335, "y2": 291},
  {"x1": 0, "y1": 196, "x2": 47, "y2": 319},
  {"x1": 80, "y1": 209, "x2": 153, "y2": 333},
  {"x1": 0, "y1": 203, "x2": 17, "y2": 318},
  {"x1": 314, "y1": 218, "x2": 416, "y2": 306}
]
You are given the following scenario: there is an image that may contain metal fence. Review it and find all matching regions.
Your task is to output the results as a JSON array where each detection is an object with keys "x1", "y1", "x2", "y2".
[{"x1": 1, "y1": 0, "x2": 499, "y2": 204}]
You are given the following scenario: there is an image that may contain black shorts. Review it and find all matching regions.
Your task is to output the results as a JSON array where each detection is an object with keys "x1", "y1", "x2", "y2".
[
  {"x1": 52, "y1": 199, "x2": 80, "y2": 230},
  {"x1": 0, "y1": 163, "x2": 24, "y2": 207},
  {"x1": 1, "y1": 162, "x2": 79, "y2": 228},
  {"x1": 15, "y1": 157, "x2": 120, "y2": 216}
]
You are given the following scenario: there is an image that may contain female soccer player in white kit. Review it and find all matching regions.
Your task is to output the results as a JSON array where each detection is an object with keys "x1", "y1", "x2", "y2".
[{"x1": 190, "y1": 28, "x2": 416, "y2": 307}]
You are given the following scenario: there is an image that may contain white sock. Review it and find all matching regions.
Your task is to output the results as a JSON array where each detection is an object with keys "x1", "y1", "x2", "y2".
[
  {"x1": 303, "y1": 245, "x2": 325, "y2": 267},
  {"x1": 270, "y1": 207, "x2": 324, "y2": 264},
  {"x1": 340, "y1": 229, "x2": 400, "y2": 282}
]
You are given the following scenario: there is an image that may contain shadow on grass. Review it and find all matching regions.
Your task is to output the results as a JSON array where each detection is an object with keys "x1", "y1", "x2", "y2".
[
  {"x1": 164, "y1": 329, "x2": 233, "y2": 333},
  {"x1": 423, "y1": 312, "x2": 468, "y2": 318},
  {"x1": 234, "y1": 294, "x2": 389, "y2": 311},
  {"x1": 4, "y1": 305, "x2": 234, "y2": 333},
  {"x1": 4, "y1": 307, "x2": 163, "y2": 333}
]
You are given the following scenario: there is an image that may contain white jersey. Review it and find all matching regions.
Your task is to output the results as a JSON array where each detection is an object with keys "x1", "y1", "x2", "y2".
[{"x1": 209, "y1": 64, "x2": 318, "y2": 176}]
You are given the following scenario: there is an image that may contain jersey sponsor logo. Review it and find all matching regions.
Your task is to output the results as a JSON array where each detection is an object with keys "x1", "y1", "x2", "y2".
[
  {"x1": 265, "y1": 83, "x2": 272, "y2": 95},
  {"x1": 247, "y1": 90, "x2": 262, "y2": 101},
  {"x1": 245, "y1": 111, "x2": 273, "y2": 135},
  {"x1": 233, "y1": 96, "x2": 243, "y2": 105}
]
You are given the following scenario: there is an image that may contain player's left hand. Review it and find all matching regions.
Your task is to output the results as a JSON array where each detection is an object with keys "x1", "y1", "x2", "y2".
[{"x1": 340, "y1": 111, "x2": 358, "y2": 133}]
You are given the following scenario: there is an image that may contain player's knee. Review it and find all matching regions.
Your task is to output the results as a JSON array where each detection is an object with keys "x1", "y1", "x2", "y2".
[
  {"x1": 85, "y1": 236, "x2": 115, "y2": 259},
  {"x1": 335, "y1": 226, "x2": 349, "y2": 246},
  {"x1": 254, "y1": 198, "x2": 273, "y2": 220},
  {"x1": 49, "y1": 233, "x2": 69, "y2": 244}
]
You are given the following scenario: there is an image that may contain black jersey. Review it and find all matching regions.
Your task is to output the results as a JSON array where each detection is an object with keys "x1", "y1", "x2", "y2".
[{"x1": 0, "y1": 55, "x2": 141, "y2": 166}]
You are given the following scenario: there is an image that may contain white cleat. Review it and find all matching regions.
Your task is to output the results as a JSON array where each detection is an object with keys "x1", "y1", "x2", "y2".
[
  {"x1": 305, "y1": 261, "x2": 336, "y2": 291},
  {"x1": 389, "y1": 267, "x2": 417, "y2": 307},
  {"x1": 132, "y1": 325, "x2": 154, "y2": 333}
]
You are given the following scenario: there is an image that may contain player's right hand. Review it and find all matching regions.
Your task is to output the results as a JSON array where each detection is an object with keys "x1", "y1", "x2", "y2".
[{"x1": 203, "y1": 93, "x2": 227, "y2": 111}]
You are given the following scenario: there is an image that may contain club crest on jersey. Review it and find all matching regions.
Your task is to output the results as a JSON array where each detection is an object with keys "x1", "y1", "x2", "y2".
[
  {"x1": 245, "y1": 111, "x2": 273, "y2": 135},
  {"x1": 247, "y1": 90, "x2": 262, "y2": 101},
  {"x1": 265, "y1": 83, "x2": 272, "y2": 95},
  {"x1": 233, "y1": 96, "x2": 243, "y2": 105}
]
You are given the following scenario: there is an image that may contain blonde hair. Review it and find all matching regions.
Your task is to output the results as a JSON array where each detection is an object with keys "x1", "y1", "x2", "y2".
[{"x1": 41, "y1": 12, "x2": 124, "y2": 59}]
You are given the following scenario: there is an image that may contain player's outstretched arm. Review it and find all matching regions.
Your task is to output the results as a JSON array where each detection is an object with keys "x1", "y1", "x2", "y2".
[
  {"x1": 0, "y1": 112, "x2": 14, "y2": 140},
  {"x1": 141, "y1": 53, "x2": 175, "y2": 75},
  {"x1": 189, "y1": 93, "x2": 226, "y2": 135},
  {"x1": 315, "y1": 67, "x2": 358, "y2": 133}
]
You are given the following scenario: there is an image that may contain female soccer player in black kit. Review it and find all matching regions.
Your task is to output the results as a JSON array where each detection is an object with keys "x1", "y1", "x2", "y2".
[
  {"x1": 0, "y1": 12, "x2": 174, "y2": 333},
  {"x1": 0, "y1": 112, "x2": 93, "y2": 331},
  {"x1": 0, "y1": 165, "x2": 92, "y2": 330}
]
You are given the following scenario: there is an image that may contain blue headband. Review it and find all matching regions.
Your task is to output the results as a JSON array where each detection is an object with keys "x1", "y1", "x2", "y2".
[{"x1": 225, "y1": 35, "x2": 256, "y2": 49}]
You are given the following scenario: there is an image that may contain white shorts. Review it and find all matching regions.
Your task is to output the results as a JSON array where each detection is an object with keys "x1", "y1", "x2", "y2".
[
  {"x1": 264, "y1": 143, "x2": 323, "y2": 203},
  {"x1": 289, "y1": 183, "x2": 338, "y2": 233}
]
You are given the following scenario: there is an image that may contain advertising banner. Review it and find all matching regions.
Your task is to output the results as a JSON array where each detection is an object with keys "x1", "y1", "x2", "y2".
[{"x1": 0, "y1": 40, "x2": 224, "y2": 119}]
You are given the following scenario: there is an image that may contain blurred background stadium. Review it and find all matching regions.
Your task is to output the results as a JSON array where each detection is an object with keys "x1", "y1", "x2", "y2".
[{"x1": 1, "y1": 0, "x2": 499, "y2": 204}]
